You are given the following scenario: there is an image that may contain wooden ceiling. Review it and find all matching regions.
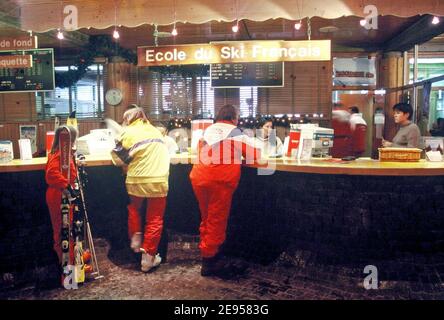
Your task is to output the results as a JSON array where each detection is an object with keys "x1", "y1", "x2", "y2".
[{"x1": 78, "y1": 15, "x2": 424, "y2": 50}]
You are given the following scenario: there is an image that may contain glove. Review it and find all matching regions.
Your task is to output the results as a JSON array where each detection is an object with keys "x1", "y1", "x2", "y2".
[
  {"x1": 76, "y1": 154, "x2": 86, "y2": 166},
  {"x1": 65, "y1": 184, "x2": 80, "y2": 201}
]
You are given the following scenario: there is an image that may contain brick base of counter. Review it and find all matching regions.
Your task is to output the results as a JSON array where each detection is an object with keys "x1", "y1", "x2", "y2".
[
  {"x1": 224, "y1": 167, "x2": 444, "y2": 264},
  {"x1": 1, "y1": 165, "x2": 444, "y2": 290}
]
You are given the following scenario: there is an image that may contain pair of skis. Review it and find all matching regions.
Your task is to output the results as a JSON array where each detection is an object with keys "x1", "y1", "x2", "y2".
[
  {"x1": 75, "y1": 155, "x2": 103, "y2": 281},
  {"x1": 59, "y1": 126, "x2": 102, "y2": 287}
]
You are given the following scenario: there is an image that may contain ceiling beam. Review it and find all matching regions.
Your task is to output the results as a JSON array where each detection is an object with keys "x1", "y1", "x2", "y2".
[{"x1": 383, "y1": 14, "x2": 444, "y2": 52}]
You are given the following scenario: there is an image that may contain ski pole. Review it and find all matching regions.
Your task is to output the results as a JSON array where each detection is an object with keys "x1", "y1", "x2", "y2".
[{"x1": 76, "y1": 159, "x2": 104, "y2": 280}]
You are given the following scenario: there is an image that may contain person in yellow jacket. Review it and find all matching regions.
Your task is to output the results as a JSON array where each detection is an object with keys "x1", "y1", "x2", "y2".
[{"x1": 111, "y1": 107, "x2": 170, "y2": 272}]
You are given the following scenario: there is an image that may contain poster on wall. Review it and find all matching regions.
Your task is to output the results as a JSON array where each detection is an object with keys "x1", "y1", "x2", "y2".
[
  {"x1": 0, "y1": 140, "x2": 14, "y2": 163},
  {"x1": 19, "y1": 125, "x2": 37, "y2": 154},
  {"x1": 333, "y1": 57, "x2": 376, "y2": 86}
]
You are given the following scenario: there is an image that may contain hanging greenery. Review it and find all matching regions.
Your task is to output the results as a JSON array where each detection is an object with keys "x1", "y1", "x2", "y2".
[
  {"x1": 55, "y1": 35, "x2": 137, "y2": 88},
  {"x1": 165, "y1": 114, "x2": 317, "y2": 130}
]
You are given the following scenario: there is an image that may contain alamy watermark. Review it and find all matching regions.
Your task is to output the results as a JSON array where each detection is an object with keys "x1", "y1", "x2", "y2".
[
  {"x1": 63, "y1": 265, "x2": 79, "y2": 290},
  {"x1": 167, "y1": 127, "x2": 277, "y2": 175},
  {"x1": 63, "y1": 5, "x2": 78, "y2": 31},
  {"x1": 362, "y1": 5, "x2": 379, "y2": 30},
  {"x1": 363, "y1": 265, "x2": 378, "y2": 290}
]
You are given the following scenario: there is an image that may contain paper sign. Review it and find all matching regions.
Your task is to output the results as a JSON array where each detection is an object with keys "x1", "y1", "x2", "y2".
[{"x1": 18, "y1": 139, "x2": 33, "y2": 160}]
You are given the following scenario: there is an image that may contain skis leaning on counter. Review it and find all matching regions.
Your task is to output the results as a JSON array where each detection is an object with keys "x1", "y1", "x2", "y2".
[
  {"x1": 59, "y1": 126, "x2": 76, "y2": 286},
  {"x1": 75, "y1": 154, "x2": 104, "y2": 281},
  {"x1": 59, "y1": 126, "x2": 103, "y2": 288}
]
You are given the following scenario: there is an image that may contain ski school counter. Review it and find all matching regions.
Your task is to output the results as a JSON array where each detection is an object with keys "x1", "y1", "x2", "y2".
[{"x1": 1, "y1": 154, "x2": 444, "y2": 282}]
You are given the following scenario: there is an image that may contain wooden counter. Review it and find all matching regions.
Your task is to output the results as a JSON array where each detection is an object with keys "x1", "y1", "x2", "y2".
[
  {"x1": 246, "y1": 157, "x2": 444, "y2": 176},
  {"x1": 1, "y1": 154, "x2": 444, "y2": 176}
]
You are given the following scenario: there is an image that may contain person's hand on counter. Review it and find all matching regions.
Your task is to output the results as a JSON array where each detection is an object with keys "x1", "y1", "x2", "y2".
[{"x1": 381, "y1": 138, "x2": 393, "y2": 147}]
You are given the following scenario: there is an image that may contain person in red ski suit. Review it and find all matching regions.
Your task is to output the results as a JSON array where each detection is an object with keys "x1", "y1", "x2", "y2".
[
  {"x1": 190, "y1": 104, "x2": 261, "y2": 278},
  {"x1": 45, "y1": 126, "x2": 78, "y2": 264}
]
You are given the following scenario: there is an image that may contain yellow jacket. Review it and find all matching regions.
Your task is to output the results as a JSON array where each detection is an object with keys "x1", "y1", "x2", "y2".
[{"x1": 116, "y1": 119, "x2": 170, "y2": 185}]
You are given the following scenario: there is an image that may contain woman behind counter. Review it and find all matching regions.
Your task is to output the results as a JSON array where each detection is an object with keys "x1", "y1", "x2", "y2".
[
  {"x1": 382, "y1": 102, "x2": 421, "y2": 148},
  {"x1": 255, "y1": 118, "x2": 283, "y2": 157}
]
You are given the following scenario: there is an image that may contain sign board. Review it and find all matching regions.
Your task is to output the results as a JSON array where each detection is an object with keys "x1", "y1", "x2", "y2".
[
  {"x1": 0, "y1": 36, "x2": 38, "y2": 51},
  {"x1": 0, "y1": 55, "x2": 33, "y2": 69},
  {"x1": 333, "y1": 57, "x2": 376, "y2": 86},
  {"x1": 210, "y1": 62, "x2": 283, "y2": 88},
  {"x1": 0, "y1": 48, "x2": 55, "y2": 92},
  {"x1": 19, "y1": 125, "x2": 37, "y2": 154},
  {"x1": 138, "y1": 40, "x2": 331, "y2": 67}
]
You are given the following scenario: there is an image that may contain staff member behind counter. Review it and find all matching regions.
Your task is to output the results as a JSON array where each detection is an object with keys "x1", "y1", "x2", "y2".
[
  {"x1": 254, "y1": 117, "x2": 283, "y2": 157},
  {"x1": 382, "y1": 103, "x2": 421, "y2": 149}
]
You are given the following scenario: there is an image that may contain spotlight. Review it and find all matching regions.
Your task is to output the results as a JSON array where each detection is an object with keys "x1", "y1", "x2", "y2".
[
  {"x1": 171, "y1": 27, "x2": 178, "y2": 36},
  {"x1": 113, "y1": 29, "x2": 120, "y2": 39},
  {"x1": 432, "y1": 16, "x2": 440, "y2": 25},
  {"x1": 294, "y1": 21, "x2": 302, "y2": 30},
  {"x1": 57, "y1": 30, "x2": 64, "y2": 40},
  {"x1": 360, "y1": 19, "x2": 367, "y2": 27},
  {"x1": 232, "y1": 24, "x2": 239, "y2": 33}
]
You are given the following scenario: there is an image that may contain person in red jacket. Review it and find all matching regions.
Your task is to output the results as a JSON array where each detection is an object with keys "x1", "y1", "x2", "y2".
[
  {"x1": 190, "y1": 105, "x2": 261, "y2": 279},
  {"x1": 45, "y1": 126, "x2": 78, "y2": 264}
]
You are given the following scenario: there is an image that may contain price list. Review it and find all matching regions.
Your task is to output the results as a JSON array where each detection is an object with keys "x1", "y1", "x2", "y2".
[
  {"x1": 0, "y1": 49, "x2": 54, "y2": 92},
  {"x1": 211, "y1": 62, "x2": 283, "y2": 88}
]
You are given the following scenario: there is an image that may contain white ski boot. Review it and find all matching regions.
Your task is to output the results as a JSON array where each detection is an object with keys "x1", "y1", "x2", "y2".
[
  {"x1": 130, "y1": 232, "x2": 142, "y2": 253},
  {"x1": 140, "y1": 248, "x2": 162, "y2": 272}
]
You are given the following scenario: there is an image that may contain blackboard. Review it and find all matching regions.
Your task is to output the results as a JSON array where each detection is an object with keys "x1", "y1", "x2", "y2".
[
  {"x1": 0, "y1": 48, "x2": 55, "y2": 92},
  {"x1": 210, "y1": 62, "x2": 284, "y2": 88}
]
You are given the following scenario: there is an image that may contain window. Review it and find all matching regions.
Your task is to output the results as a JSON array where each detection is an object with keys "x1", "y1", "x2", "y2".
[
  {"x1": 196, "y1": 76, "x2": 214, "y2": 117},
  {"x1": 39, "y1": 64, "x2": 104, "y2": 119},
  {"x1": 409, "y1": 58, "x2": 444, "y2": 86},
  {"x1": 142, "y1": 70, "x2": 215, "y2": 118},
  {"x1": 239, "y1": 87, "x2": 258, "y2": 117}
]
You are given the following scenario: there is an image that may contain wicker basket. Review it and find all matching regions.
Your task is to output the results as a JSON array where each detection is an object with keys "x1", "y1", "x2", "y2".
[{"x1": 378, "y1": 147, "x2": 422, "y2": 162}]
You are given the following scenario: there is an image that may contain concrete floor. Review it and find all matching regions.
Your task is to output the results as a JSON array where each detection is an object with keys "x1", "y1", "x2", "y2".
[{"x1": 1, "y1": 235, "x2": 444, "y2": 300}]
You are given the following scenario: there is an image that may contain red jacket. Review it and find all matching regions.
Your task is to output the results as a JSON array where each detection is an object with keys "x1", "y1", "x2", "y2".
[
  {"x1": 190, "y1": 121, "x2": 261, "y2": 189},
  {"x1": 45, "y1": 151, "x2": 77, "y2": 191}
]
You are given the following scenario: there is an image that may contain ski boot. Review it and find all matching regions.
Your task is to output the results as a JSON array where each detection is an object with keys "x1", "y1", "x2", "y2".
[{"x1": 140, "y1": 248, "x2": 162, "y2": 272}]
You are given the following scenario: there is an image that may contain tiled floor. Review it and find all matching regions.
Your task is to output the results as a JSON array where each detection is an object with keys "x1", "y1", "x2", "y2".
[{"x1": 1, "y1": 236, "x2": 444, "y2": 300}]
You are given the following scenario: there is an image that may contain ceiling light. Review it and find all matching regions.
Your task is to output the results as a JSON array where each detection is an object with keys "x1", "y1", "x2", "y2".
[
  {"x1": 374, "y1": 89, "x2": 386, "y2": 95},
  {"x1": 294, "y1": 21, "x2": 302, "y2": 30},
  {"x1": 57, "y1": 30, "x2": 64, "y2": 40},
  {"x1": 172, "y1": 27, "x2": 178, "y2": 36},
  {"x1": 432, "y1": 16, "x2": 440, "y2": 25},
  {"x1": 113, "y1": 29, "x2": 120, "y2": 39},
  {"x1": 360, "y1": 19, "x2": 367, "y2": 27},
  {"x1": 232, "y1": 24, "x2": 239, "y2": 33}
]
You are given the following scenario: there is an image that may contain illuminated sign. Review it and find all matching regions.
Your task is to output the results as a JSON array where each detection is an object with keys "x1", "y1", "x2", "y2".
[
  {"x1": 137, "y1": 40, "x2": 331, "y2": 67},
  {"x1": 0, "y1": 55, "x2": 33, "y2": 69},
  {"x1": 0, "y1": 36, "x2": 38, "y2": 50}
]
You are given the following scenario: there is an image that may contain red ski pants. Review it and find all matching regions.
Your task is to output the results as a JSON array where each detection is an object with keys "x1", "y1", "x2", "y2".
[
  {"x1": 127, "y1": 196, "x2": 166, "y2": 256},
  {"x1": 191, "y1": 183, "x2": 235, "y2": 258},
  {"x1": 46, "y1": 188, "x2": 73, "y2": 264}
]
